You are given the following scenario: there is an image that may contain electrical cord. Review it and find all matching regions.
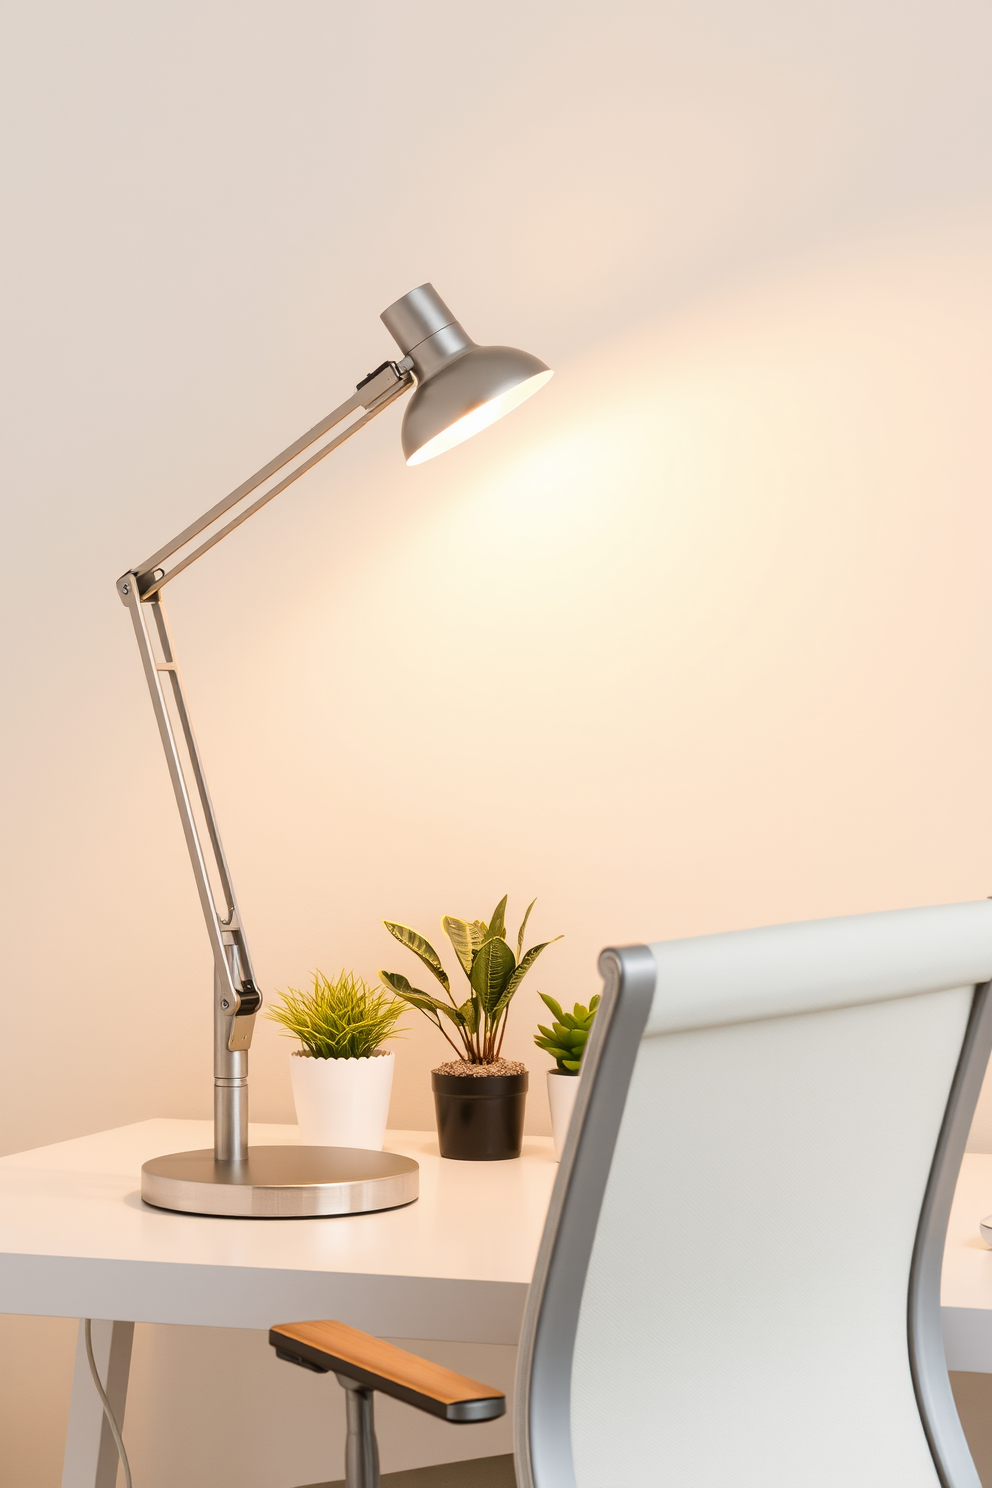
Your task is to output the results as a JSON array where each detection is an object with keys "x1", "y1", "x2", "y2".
[{"x1": 83, "y1": 1318, "x2": 133, "y2": 1488}]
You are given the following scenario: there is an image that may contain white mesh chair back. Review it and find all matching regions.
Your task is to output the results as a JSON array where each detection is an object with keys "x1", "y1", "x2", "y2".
[{"x1": 515, "y1": 902, "x2": 992, "y2": 1488}]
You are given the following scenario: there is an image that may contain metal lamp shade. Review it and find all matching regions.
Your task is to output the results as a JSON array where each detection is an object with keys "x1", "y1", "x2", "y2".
[
  {"x1": 381, "y1": 284, "x2": 552, "y2": 466},
  {"x1": 402, "y1": 347, "x2": 552, "y2": 465}
]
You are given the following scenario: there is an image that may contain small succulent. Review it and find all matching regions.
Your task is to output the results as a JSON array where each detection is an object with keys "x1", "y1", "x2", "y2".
[
  {"x1": 266, "y1": 970, "x2": 405, "y2": 1059},
  {"x1": 534, "y1": 993, "x2": 600, "y2": 1073},
  {"x1": 380, "y1": 895, "x2": 562, "y2": 1065}
]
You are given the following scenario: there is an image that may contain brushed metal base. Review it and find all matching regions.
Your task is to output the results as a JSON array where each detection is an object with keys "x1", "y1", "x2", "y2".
[{"x1": 140, "y1": 1146, "x2": 419, "y2": 1218}]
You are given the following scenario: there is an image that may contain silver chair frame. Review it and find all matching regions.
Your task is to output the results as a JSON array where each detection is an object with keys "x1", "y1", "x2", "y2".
[{"x1": 514, "y1": 941, "x2": 992, "y2": 1488}]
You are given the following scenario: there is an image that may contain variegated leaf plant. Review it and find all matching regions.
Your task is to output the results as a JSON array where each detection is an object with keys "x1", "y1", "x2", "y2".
[{"x1": 380, "y1": 895, "x2": 562, "y2": 1064}]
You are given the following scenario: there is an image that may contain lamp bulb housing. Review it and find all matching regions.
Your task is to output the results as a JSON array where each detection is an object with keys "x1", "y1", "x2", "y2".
[{"x1": 381, "y1": 284, "x2": 552, "y2": 465}]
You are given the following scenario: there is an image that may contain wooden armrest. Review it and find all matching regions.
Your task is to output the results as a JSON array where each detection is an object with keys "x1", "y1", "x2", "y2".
[{"x1": 269, "y1": 1320, "x2": 506, "y2": 1423}]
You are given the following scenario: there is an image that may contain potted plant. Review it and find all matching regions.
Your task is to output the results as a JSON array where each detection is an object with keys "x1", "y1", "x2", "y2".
[
  {"x1": 534, "y1": 994, "x2": 600, "y2": 1160},
  {"x1": 267, "y1": 970, "x2": 405, "y2": 1151},
  {"x1": 380, "y1": 895, "x2": 561, "y2": 1161}
]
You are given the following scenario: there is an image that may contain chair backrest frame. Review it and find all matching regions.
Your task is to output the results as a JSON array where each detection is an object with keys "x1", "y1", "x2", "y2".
[
  {"x1": 909, "y1": 977, "x2": 992, "y2": 1487},
  {"x1": 514, "y1": 905, "x2": 992, "y2": 1488}
]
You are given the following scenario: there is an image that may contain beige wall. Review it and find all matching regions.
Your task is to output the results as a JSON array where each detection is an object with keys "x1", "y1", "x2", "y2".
[{"x1": 2, "y1": 1, "x2": 991, "y2": 1483}]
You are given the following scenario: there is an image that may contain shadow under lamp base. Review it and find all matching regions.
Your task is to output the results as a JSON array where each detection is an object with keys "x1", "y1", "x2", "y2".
[{"x1": 140, "y1": 1146, "x2": 419, "y2": 1218}]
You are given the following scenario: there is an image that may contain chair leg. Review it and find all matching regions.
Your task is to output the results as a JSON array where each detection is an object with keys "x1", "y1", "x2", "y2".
[{"x1": 337, "y1": 1375, "x2": 380, "y2": 1488}]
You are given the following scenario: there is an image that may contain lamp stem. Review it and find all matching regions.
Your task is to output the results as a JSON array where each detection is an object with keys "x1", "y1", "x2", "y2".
[
  {"x1": 214, "y1": 960, "x2": 249, "y2": 1161},
  {"x1": 118, "y1": 582, "x2": 259, "y2": 1160}
]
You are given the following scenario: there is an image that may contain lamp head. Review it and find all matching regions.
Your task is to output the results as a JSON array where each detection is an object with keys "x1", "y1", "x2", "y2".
[{"x1": 381, "y1": 284, "x2": 552, "y2": 465}]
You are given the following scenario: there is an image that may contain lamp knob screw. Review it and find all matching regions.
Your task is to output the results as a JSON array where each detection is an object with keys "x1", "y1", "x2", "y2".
[{"x1": 221, "y1": 999, "x2": 230, "y2": 1010}]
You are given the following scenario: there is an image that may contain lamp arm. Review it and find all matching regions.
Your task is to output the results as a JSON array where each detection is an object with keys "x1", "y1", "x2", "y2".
[
  {"x1": 115, "y1": 356, "x2": 414, "y2": 1161},
  {"x1": 130, "y1": 357, "x2": 413, "y2": 598}
]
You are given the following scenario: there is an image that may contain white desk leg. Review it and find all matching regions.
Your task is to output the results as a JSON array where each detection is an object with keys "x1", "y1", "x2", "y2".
[{"x1": 61, "y1": 1319, "x2": 134, "y2": 1488}]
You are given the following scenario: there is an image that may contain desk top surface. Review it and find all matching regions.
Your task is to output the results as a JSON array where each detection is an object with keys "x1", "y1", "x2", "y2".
[
  {"x1": 3, "y1": 1122, "x2": 989, "y2": 1296},
  {"x1": 0, "y1": 1119, "x2": 557, "y2": 1282},
  {"x1": 0, "y1": 1120, "x2": 556, "y2": 1339},
  {"x1": 4, "y1": 1120, "x2": 991, "y2": 1348}
]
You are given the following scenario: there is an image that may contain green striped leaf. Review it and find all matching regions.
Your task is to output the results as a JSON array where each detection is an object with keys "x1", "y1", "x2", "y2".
[
  {"x1": 443, "y1": 916, "x2": 487, "y2": 976},
  {"x1": 379, "y1": 970, "x2": 446, "y2": 1021},
  {"x1": 457, "y1": 997, "x2": 480, "y2": 1034},
  {"x1": 516, "y1": 898, "x2": 537, "y2": 963},
  {"x1": 469, "y1": 936, "x2": 517, "y2": 1014},
  {"x1": 383, "y1": 921, "x2": 450, "y2": 992},
  {"x1": 438, "y1": 1002, "x2": 468, "y2": 1027},
  {"x1": 499, "y1": 936, "x2": 563, "y2": 1007},
  {"x1": 484, "y1": 895, "x2": 508, "y2": 944}
]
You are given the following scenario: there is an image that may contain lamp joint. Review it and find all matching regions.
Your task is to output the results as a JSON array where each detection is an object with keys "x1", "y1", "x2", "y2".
[
  {"x1": 235, "y1": 980, "x2": 263, "y2": 1017},
  {"x1": 357, "y1": 361, "x2": 393, "y2": 390},
  {"x1": 222, "y1": 978, "x2": 261, "y2": 1052},
  {"x1": 355, "y1": 360, "x2": 413, "y2": 411}
]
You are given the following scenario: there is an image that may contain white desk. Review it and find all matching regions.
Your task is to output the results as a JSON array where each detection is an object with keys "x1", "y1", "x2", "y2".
[
  {"x1": 941, "y1": 1152, "x2": 992, "y2": 1372},
  {"x1": 5, "y1": 1123, "x2": 990, "y2": 1486},
  {"x1": 0, "y1": 1119, "x2": 557, "y2": 1488}
]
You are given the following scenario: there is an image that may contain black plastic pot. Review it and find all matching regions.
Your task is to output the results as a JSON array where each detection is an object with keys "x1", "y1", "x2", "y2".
[{"x1": 431, "y1": 1070, "x2": 529, "y2": 1161}]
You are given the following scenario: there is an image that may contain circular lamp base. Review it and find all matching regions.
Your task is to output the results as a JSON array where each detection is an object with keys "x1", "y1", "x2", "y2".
[{"x1": 141, "y1": 1145, "x2": 419, "y2": 1219}]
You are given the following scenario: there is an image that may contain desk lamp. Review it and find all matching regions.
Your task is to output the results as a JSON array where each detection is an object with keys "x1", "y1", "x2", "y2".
[{"x1": 117, "y1": 285, "x2": 552, "y2": 1217}]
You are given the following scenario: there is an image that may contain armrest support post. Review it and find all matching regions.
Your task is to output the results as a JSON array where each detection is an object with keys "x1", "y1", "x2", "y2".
[{"x1": 339, "y1": 1377, "x2": 381, "y2": 1488}]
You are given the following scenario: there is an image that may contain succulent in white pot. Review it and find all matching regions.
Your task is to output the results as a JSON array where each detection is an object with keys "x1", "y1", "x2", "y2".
[
  {"x1": 267, "y1": 970, "x2": 405, "y2": 1151},
  {"x1": 534, "y1": 994, "x2": 600, "y2": 1160}
]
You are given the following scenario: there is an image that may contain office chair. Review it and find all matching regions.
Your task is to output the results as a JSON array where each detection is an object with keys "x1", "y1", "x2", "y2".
[{"x1": 272, "y1": 900, "x2": 992, "y2": 1488}]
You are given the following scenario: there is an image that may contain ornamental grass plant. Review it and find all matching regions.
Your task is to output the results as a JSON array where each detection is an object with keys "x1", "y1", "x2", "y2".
[{"x1": 267, "y1": 970, "x2": 405, "y2": 1059}]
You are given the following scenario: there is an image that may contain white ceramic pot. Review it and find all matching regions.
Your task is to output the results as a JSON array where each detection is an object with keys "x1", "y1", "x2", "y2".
[
  {"x1": 289, "y1": 1050, "x2": 395, "y2": 1150},
  {"x1": 547, "y1": 1069, "x2": 580, "y2": 1161}
]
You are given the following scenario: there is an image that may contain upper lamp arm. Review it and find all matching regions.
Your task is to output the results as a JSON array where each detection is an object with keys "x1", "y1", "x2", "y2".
[{"x1": 270, "y1": 1319, "x2": 506, "y2": 1424}]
